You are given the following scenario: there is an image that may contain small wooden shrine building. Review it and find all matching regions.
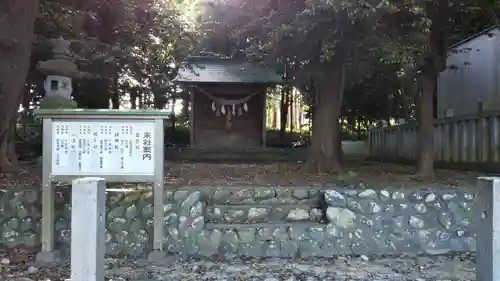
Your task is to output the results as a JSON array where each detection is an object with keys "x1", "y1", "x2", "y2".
[{"x1": 174, "y1": 56, "x2": 283, "y2": 148}]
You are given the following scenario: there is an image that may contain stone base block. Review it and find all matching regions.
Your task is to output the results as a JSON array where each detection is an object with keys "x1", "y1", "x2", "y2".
[
  {"x1": 147, "y1": 251, "x2": 166, "y2": 263},
  {"x1": 35, "y1": 250, "x2": 62, "y2": 266}
]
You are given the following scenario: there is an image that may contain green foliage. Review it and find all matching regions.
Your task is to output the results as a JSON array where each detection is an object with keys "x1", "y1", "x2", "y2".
[
  {"x1": 195, "y1": 0, "x2": 496, "y2": 123},
  {"x1": 28, "y1": 0, "x2": 197, "y2": 112},
  {"x1": 12, "y1": 0, "x2": 201, "y2": 157},
  {"x1": 31, "y1": 0, "x2": 497, "y2": 122},
  {"x1": 10, "y1": 0, "x2": 500, "y2": 159}
]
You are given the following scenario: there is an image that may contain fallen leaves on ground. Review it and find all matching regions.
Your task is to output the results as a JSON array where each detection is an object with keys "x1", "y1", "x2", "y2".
[
  {"x1": 0, "y1": 250, "x2": 69, "y2": 281},
  {"x1": 165, "y1": 161, "x2": 479, "y2": 188},
  {"x1": 0, "y1": 160, "x2": 481, "y2": 190}
]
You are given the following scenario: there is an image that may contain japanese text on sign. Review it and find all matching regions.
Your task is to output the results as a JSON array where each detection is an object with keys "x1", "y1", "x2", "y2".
[{"x1": 51, "y1": 121, "x2": 155, "y2": 176}]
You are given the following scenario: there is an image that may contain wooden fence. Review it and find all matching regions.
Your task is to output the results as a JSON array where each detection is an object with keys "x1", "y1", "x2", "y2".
[{"x1": 368, "y1": 113, "x2": 500, "y2": 166}]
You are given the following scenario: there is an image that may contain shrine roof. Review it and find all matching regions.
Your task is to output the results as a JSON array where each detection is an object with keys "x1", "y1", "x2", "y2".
[{"x1": 174, "y1": 56, "x2": 283, "y2": 84}]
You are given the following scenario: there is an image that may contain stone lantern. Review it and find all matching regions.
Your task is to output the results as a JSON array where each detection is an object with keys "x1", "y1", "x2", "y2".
[{"x1": 37, "y1": 37, "x2": 80, "y2": 108}]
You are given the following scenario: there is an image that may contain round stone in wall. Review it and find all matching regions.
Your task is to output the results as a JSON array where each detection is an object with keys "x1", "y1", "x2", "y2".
[
  {"x1": 248, "y1": 207, "x2": 269, "y2": 221},
  {"x1": 287, "y1": 208, "x2": 310, "y2": 221},
  {"x1": 324, "y1": 190, "x2": 346, "y2": 207},
  {"x1": 292, "y1": 189, "x2": 310, "y2": 200},
  {"x1": 379, "y1": 190, "x2": 390, "y2": 201},
  {"x1": 326, "y1": 207, "x2": 356, "y2": 228},
  {"x1": 413, "y1": 203, "x2": 427, "y2": 214},
  {"x1": 409, "y1": 215, "x2": 425, "y2": 229},
  {"x1": 254, "y1": 187, "x2": 276, "y2": 199},
  {"x1": 358, "y1": 189, "x2": 377, "y2": 199},
  {"x1": 224, "y1": 210, "x2": 245, "y2": 223}
]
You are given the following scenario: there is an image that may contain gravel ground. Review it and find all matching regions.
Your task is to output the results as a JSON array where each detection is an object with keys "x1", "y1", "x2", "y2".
[{"x1": 1, "y1": 253, "x2": 476, "y2": 281}]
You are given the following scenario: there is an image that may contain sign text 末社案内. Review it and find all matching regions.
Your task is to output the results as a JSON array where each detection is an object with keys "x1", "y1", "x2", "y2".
[{"x1": 51, "y1": 121, "x2": 155, "y2": 176}]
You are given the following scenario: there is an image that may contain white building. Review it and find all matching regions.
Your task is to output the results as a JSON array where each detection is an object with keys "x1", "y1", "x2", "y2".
[{"x1": 437, "y1": 26, "x2": 500, "y2": 118}]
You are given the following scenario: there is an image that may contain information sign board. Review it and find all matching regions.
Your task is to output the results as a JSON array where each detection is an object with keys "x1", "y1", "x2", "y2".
[{"x1": 51, "y1": 120, "x2": 155, "y2": 176}]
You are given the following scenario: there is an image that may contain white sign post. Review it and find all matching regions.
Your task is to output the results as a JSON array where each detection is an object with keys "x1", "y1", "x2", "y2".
[
  {"x1": 477, "y1": 177, "x2": 500, "y2": 281},
  {"x1": 71, "y1": 177, "x2": 106, "y2": 281},
  {"x1": 35, "y1": 109, "x2": 170, "y2": 265}
]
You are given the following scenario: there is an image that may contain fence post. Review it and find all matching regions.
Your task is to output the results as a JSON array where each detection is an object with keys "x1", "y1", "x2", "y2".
[
  {"x1": 476, "y1": 177, "x2": 500, "y2": 281},
  {"x1": 71, "y1": 177, "x2": 106, "y2": 281}
]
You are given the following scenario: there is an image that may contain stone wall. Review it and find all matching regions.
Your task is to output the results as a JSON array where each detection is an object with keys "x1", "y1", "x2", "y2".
[
  {"x1": 0, "y1": 185, "x2": 481, "y2": 258},
  {"x1": 323, "y1": 188, "x2": 478, "y2": 255}
]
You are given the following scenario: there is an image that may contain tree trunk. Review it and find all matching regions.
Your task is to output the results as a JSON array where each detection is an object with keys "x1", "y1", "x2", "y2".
[
  {"x1": 152, "y1": 89, "x2": 167, "y2": 109},
  {"x1": 289, "y1": 93, "x2": 294, "y2": 132},
  {"x1": 138, "y1": 91, "x2": 144, "y2": 108},
  {"x1": 170, "y1": 97, "x2": 177, "y2": 142},
  {"x1": 279, "y1": 86, "x2": 290, "y2": 140},
  {"x1": 357, "y1": 116, "x2": 362, "y2": 140},
  {"x1": 0, "y1": 0, "x2": 40, "y2": 173},
  {"x1": 308, "y1": 55, "x2": 347, "y2": 174},
  {"x1": 111, "y1": 94, "x2": 120, "y2": 109},
  {"x1": 111, "y1": 73, "x2": 120, "y2": 109},
  {"x1": 294, "y1": 96, "x2": 299, "y2": 131},
  {"x1": 271, "y1": 105, "x2": 277, "y2": 129},
  {"x1": 417, "y1": 71, "x2": 436, "y2": 176},
  {"x1": 130, "y1": 88, "x2": 138, "y2": 109},
  {"x1": 20, "y1": 83, "x2": 31, "y2": 134},
  {"x1": 416, "y1": 0, "x2": 447, "y2": 176}
]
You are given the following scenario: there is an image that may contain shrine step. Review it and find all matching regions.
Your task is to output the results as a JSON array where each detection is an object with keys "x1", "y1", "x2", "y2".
[
  {"x1": 204, "y1": 222, "x2": 325, "y2": 230},
  {"x1": 202, "y1": 222, "x2": 331, "y2": 258},
  {"x1": 200, "y1": 187, "x2": 326, "y2": 206},
  {"x1": 204, "y1": 222, "x2": 326, "y2": 243},
  {"x1": 204, "y1": 204, "x2": 325, "y2": 224}
]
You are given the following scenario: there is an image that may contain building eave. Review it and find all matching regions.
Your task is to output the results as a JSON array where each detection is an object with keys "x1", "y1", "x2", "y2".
[{"x1": 448, "y1": 25, "x2": 498, "y2": 50}]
